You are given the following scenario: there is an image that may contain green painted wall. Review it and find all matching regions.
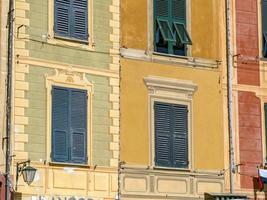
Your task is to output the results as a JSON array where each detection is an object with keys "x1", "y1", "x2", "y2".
[
  {"x1": 25, "y1": 67, "x2": 112, "y2": 166},
  {"x1": 26, "y1": 0, "x2": 112, "y2": 69}
]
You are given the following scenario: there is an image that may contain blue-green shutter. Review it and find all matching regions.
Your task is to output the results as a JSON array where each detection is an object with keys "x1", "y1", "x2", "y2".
[
  {"x1": 262, "y1": 0, "x2": 267, "y2": 57},
  {"x1": 172, "y1": 0, "x2": 185, "y2": 23},
  {"x1": 155, "y1": 102, "x2": 189, "y2": 168},
  {"x1": 54, "y1": 0, "x2": 71, "y2": 37},
  {"x1": 55, "y1": 0, "x2": 88, "y2": 41},
  {"x1": 172, "y1": 105, "x2": 188, "y2": 168},
  {"x1": 72, "y1": 0, "x2": 88, "y2": 40},
  {"x1": 155, "y1": 102, "x2": 172, "y2": 167},
  {"x1": 52, "y1": 87, "x2": 69, "y2": 162},
  {"x1": 70, "y1": 89, "x2": 87, "y2": 164}
]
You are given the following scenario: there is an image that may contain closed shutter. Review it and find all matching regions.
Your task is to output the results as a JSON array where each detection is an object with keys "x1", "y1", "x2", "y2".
[
  {"x1": 172, "y1": 0, "x2": 185, "y2": 23},
  {"x1": 52, "y1": 87, "x2": 69, "y2": 162},
  {"x1": 72, "y1": 0, "x2": 88, "y2": 40},
  {"x1": 172, "y1": 105, "x2": 188, "y2": 168},
  {"x1": 54, "y1": 0, "x2": 71, "y2": 37},
  {"x1": 155, "y1": 102, "x2": 172, "y2": 167},
  {"x1": 70, "y1": 89, "x2": 87, "y2": 164},
  {"x1": 155, "y1": 102, "x2": 189, "y2": 168}
]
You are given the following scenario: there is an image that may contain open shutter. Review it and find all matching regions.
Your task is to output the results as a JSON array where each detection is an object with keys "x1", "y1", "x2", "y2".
[
  {"x1": 72, "y1": 0, "x2": 88, "y2": 41},
  {"x1": 54, "y1": 0, "x2": 71, "y2": 37},
  {"x1": 52, "y1": 87, "x2": 69, "y2": 162},
  {"x1": 262, "y1": 0, "x2": 267, "y2": 57},
  {"x1": 172, "y1": 105, "x2": 188, "y2": 168},
  {"x1": 155, "y1": 102, "x2": 172, "y2": 167},
  {"x1": 70, "y1": 89, "x2": 87, "y2": 164}
]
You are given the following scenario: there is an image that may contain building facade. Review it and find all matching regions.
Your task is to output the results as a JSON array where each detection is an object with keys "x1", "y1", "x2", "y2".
[
  {"x1": 224, "y1": 0, "x2": 267, "y2": 198},
  {"x1": 11, "y1": 0, "x2": 120, "y2": 199},
  {"x1": 120, "y1": 0, "x2": 227, "y2": 199}
]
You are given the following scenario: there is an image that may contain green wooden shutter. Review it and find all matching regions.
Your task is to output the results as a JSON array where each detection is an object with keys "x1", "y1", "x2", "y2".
[
  {"x1": 70, "y1": 89, "x2": 87, "y2": 164},
  {"x1": 54, "y1": 0, "x2": 71, "y2": 37},
  {"x1": 52, "y1": 87, "x2": 69, "y2": 162},
  {"x1": 155, "y1": 102, "x2": 172, "y2": 167},
  {"x1": 262, "y1": 0, "x2": 267, "y2": 57},
  {"x1": 155, "y1": 0, "x2": 169, "y2": 18},
  {"x1": 172, "y1": 0, "x2": 185, "y2": 23},
  {"x1": 172, "y1": 105, "x2": 188, "y2": 168},
  {"x1": 72, "y1": 0, "x2": 88, "y2": 41}
]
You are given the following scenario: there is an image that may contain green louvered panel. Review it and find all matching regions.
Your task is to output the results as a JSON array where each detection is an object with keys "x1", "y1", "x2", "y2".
[{"x1": 172, "y1": 0, "x2": 185, "y2": 22}]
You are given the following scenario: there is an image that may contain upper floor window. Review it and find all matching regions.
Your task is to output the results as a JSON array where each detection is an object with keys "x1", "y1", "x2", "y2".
[
  {"x1": 54, "y1": 0, "x2": 89, "y2": 42},
  {"x1": 51, "y1": 86, "x2": 88, "y2": 164},
  {"x1": 154, "y1": 102, "x2": 189, "y2": 168},
  {"x1": 262, "y1": 0, "x2": 267, "y2": 58},
  {"x1": 154, "y1": 0, "x2": 192, "y2": 56}
]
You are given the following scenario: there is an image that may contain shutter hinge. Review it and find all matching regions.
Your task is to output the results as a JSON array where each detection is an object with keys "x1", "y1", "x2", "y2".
[
  {"x1": 50, "y1": 152, "x2": 52, "y2": 158},
  {"x1": 86, "y1": 156, "x2": 88, "y2": 162}
]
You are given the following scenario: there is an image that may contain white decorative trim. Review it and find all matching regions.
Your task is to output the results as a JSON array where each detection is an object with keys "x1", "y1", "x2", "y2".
[
  {"x1": 120, "y1": 48, "x2": 220, "y2": 69},
  {"x1": 108, "y1": 0, "x2": 120, "y2": 167},
  {"x1": 144, "y1": 76, "x2": 197, "y2": 170},
  {"x1": 45, "y1": 68, "x2": 94, "y2": 165}
]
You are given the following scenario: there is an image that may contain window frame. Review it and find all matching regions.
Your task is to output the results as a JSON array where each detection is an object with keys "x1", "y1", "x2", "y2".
[
  {"x1": 144, "y1": 76, "x2": 197, "y2": 170},
  {"x1": 151, "y1": 0, "x2": 192, "y2": 56},
  {"x1": 46, "y1": 69, "x2": 93, "y2": 166},
  {"x1": 48, "y1": 0, "x2": 94, "y2": 50}
]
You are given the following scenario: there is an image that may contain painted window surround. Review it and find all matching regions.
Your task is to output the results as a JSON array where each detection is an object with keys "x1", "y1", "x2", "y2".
[
  {"x1": 147, "y1": 0, "x2": 192, "y2": 58},
  {"x1": 144, "y1": 76, "x2": 197, "y2": 171},
  {"x1": 45, "y1": 67, "x2": 94, "y2": 166},
  {"x1": 48, "y1": 0, "x2": 94, "y2": 51}
]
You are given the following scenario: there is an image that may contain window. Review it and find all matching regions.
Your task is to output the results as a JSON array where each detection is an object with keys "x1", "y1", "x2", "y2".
[
  {"x1": 144, "y1": 76, "x2": 197, "y2": 169},
  {"x1": 154, "y1": 0, "x2": 192, "y2": 56},
  {"x1": 265, "y1": 103, "x2": 267, "y2": 163},
  {"x1": 262, "y1": 0, "x2": 267, "y2": 58},
  {"x1": 154, "y1": 102, "x2": 189, "y2": 168},
  {"x1": 51, "y1": 86, "x2": 87, "y2": 164},
  {"x1": 54, "y1": 0, "x2": 88, "y2": 42}
]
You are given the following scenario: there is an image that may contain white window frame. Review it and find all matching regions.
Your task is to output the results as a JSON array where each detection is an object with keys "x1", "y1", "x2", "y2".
[{"x1": 144, "y1": 76, "x2": 197, "y2": 170}]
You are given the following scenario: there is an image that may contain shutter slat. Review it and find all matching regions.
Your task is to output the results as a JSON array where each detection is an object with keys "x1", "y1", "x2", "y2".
[
  {"x1": 70, "y1": 89, "x2": 87, "y2": 164},
  {"x1": 52, "y1": 87, "x2": 69, "y2": 162}
]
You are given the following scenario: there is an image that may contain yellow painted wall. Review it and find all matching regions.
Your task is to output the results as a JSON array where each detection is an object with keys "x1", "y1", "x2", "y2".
[
  {"x1": 121, "y1": 0, "x2": 222, "y2": 60},
  {"x1": 120, "y1": 59, "x2": 224, "y2": 170}
]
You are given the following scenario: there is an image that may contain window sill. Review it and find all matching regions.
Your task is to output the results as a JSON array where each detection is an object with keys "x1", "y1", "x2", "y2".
[
  {"x1": 47, "y1": 36, "x2": 95, "y2": 52},
  {"x1": 153, "y1": 166, "x2": 191, "y2": 172},
  {"x1": 49, "y1": 161, "x2": 90, "y2": 169},
  {"x1": 120, "y1": 48, "x2": 220, "y2": 69}
]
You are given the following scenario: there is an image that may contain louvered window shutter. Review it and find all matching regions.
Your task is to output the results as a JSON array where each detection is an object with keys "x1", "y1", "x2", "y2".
[
  {"x1": 54, "y1": 0, "x2": 71, "y2": 37},
  {"x1": 155, "y1": 102, "x2": 172, "y2": 167},
  {"x1": 72, "y1": 0, "x2": 88, "y2": 40},
  {"x1": 172, "y1": 105, "x2": 188, "y2": 168},
  {"x1": 70, "y1": 89, "x2": 87, "y2": 164},
  {"x1": 52, "y1": 87, "x2": 69, "y2": 162},
  {"x1": 262, "y1": 0, "x2": 267, "y2": 57},
  {"x1": 155, "y1": 102, "x2": 189, "y2": 168},
  {"x1": 172, "y1": 0, "x2": 185, "y2": 23}
]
